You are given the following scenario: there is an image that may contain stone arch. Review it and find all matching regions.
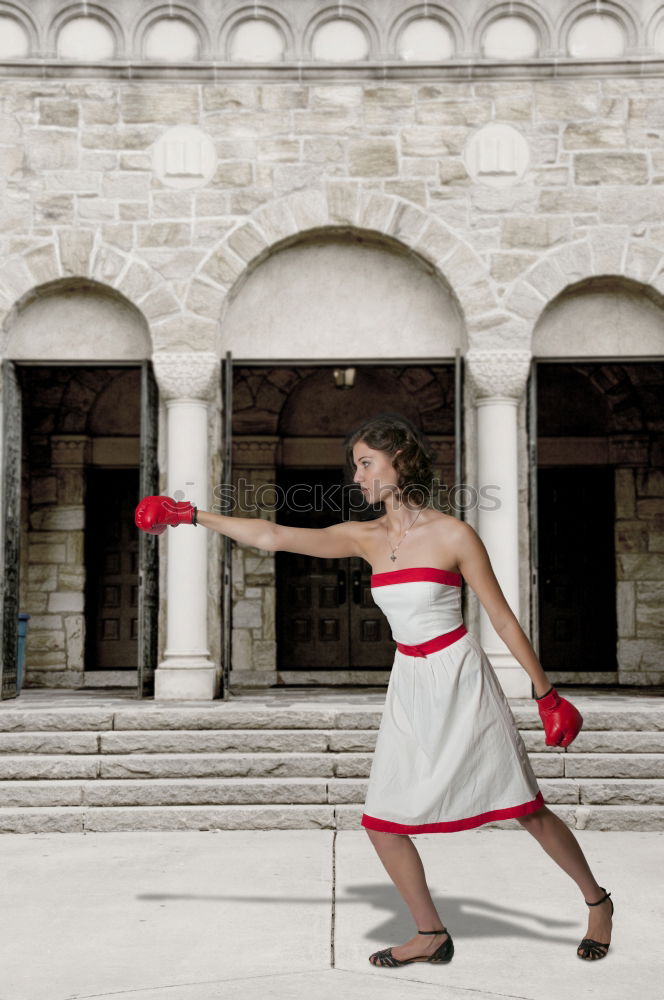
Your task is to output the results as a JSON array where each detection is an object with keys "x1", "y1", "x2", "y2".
[
  {"x1": 187, "y1": 189, "x2": 502, "y2": 352},
  {"x1": 505, "y1": 232, "x2": 664, "y2": 351},
  {"x1": 302, "y1": 5, "x2": 381, "y2": 60},
  {"x1": 534, "y1": 276, "x2": 664, "y2": 358},
  {"x1": 4, "y1": 279, "x2": 151, "y2": 361},
  {"x1": 0, "y1": 231, "x2": 211, "y2": 357},
  {"x1": 387, "y1": 4, "x2": 466, "y2": 59},
  {"x1": 223, "y1": 233, "x2": 467, "y2": 359},
  {"x1": 471, "y1": 2, "x2": 553, "y2": 56},
  {"x1": 535, "y1": 361, "x2": 663, "y2": 435},
  {"x1": 88, "y1": 370, "x2": 141, "y2": 434},
  {"x1": 133, "y1": 4, "x2": 212, "y2": 61},
  {"x1": 0, "y1": 1, "x2": 40, "y2": 55},
  {"x1": 47, "y1": 3, "x2": 126, "y2": 59},
  {"x1": 645, "y1": 4, "x2": 664, "y2": 51},
  {"x1": 21, "y1": 366, "x2": 141, "y2": 435},
  {"x1": 218, "y1": 5, "x2": 295, "y2": 61},
  {"x1": 265, "y1": 367, "x2": 452, "y2": 436},
  {"x1": 558, "y1": 1, "x2": 640, "y2": 56}
]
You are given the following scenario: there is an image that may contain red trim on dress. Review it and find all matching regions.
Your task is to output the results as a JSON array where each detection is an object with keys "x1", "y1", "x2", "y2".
[
  {"x1": 396, "y1": 623, "x2": 467, "y2": 657},
  {"x1": 361, "y1": 790, "x2": 545, "y2": 834},
  {"x1": 371, "y1": 566, "x2": 462, "y2": 588}
]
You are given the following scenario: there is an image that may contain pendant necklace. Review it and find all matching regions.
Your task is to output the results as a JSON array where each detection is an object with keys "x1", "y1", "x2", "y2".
[{"x1": 386, "y1": 506, "x2": 424, "y2": 562}]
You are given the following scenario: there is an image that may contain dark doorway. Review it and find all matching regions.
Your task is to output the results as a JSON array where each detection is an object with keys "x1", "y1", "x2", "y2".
[
  {"x1": 538, "y1": 466, "x2": 617, "y2": 672},
  {"x1": 85, "y1": 468, "x2": 140, "y2": 669},
  {"x1": 233, "y1": 361, "x2": 458, "y2": 685},
  {"x1": 276, "y1": 467, "x2": 394, "y2": 673}
]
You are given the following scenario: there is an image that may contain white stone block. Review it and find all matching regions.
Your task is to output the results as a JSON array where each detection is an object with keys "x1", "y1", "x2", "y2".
[
  {"x1": 233, "y1": 599, "x2": 262, "y2": 629},
  {"x1": 29, "y1": 544, "x2": 66, "y2": 565},
  {"x1": 617, "y1": 581, "x2": 636, "y2": 637},
  {"x1": 64, "y1": 616, "x2": 84, "y2": 670},
  {"x1": 48, "y1": 592, "x2": 84, "y2": 613},
  {"x1": 30, "y1": 507, "x2": 84, "y2": 531}
]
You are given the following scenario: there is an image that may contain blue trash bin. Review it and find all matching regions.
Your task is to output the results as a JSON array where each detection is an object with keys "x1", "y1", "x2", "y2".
[{"x1": 17, "y1": 613, "x2": 30, "y2": 691}]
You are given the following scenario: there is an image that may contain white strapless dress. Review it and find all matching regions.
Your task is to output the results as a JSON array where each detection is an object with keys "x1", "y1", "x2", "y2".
[{"x1": 361, "y1": 567, "x2": 544, "y2": 834}]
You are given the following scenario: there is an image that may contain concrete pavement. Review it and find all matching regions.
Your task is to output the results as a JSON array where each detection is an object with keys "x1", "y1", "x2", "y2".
[{"x1": 0, "y1": 827, "x2": 660, "y2": 1000}]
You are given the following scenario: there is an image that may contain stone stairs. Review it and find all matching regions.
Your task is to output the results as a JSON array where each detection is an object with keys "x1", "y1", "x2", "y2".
[{"x1": 0, "y1": 699, "x2": 662, "y2": 833}]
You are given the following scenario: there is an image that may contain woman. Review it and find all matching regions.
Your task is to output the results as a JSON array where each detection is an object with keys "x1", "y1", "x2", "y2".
[{"x1": 135, "y1": 412, "x2": 614, "y2": 967}]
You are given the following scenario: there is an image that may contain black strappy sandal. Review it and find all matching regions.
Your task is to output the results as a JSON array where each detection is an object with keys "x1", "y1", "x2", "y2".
[
  {"x1": 577, "y1": 888, "x2": 614, "y2": 961},
  {"x1": 369, "y1": 927, "x2": 454, "y2": 967}
]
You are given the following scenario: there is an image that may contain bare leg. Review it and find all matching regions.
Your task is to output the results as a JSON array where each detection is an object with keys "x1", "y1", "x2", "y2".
[
  {"x1": 518, "y1": 806, "x2": 613, "y2": 957},
  {"x1": 365, "y1": 828, "x2": 450, "y2": 962}
]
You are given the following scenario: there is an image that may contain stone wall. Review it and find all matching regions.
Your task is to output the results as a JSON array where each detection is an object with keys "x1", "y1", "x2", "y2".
[
  {"x1": 23, "y1": 436, "x2": 86, "y2": 687},
  {"x1": 1, "y1": 2, "x2": 664, "y2": 692},
  {"x1": 4, "y1": 72, "x2": 664, "y2": 352},
  {"x1": 3, "y1": 72, "x2": 664, "y2": 358},
  {"x1": 230, "y1": 438, "x2": 280, "y2": 688},
  {"x1": 616, "y1": 467, "x2": 664, "y2": 684}
]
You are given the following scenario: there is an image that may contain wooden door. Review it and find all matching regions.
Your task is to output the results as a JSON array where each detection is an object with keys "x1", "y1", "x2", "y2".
[
  {"x1": 538, "y1": 466, "x2": 617, "y2": 672},
  {"x1": 85, "y1": 468, "x2": 140, "y2": 669},
  {"x1": 276, "y1": 467, "x2": 394, "y2": 673}
]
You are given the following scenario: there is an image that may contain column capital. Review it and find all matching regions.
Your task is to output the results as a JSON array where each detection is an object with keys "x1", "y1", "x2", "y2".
[
  {"x1": 466, "y1": 349, "x2": 531, "y2": 400},
  {"x1": 153, "y1": 351, "x2": 219, "y2": 402}
]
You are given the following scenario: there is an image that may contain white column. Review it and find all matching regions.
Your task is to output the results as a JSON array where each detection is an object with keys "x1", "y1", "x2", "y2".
[
  {"x1": 153, "y1": 352, "x2": 219, "y2": 700},
  {"x1": 466, "y1": 349, "x2": 532, "y2": 698}
]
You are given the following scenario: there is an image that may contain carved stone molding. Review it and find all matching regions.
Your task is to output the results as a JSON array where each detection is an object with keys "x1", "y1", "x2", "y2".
[
  {"x1": 465, "y1": 349, "x2": 531, "y2": 400},
  {"x1": 233, "y1": 436, "x2": 281, "y2": 468},
  {"x1": 152, "y1": 126, "x2": 217, "y2": 190},
  {"x1": 51, "y1": 435, "x2": 91, "y2": 467},
  {"x1": 463, "y1": 124, "x2": 530, "y2": 188},
  {"x1": 153, "y1": 352, "x2": 219, "y2": 402},
  {"x1": 427, "y1": 436, "x2": 455, "y2": 467}
]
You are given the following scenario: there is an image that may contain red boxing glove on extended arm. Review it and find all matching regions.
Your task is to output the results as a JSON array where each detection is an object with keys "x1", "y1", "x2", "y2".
[
  {"x1": 535, "y1": 686, "x2": 583, "y2": 748},
  {"x1": 134, "y1": 495, "x2": 197, "y2": 535}
]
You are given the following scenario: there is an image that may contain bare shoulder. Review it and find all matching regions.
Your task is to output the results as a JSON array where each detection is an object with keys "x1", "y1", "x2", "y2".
[
  {"x1": 444, "y1": 520, "x2": 500, "y2": 586},
  {"x1": 422, "y1": 509, "x2": 475, "y2": 542},
  {"x1": 416, "y1": 511, "x2": 488, "y2": 574},
  {"x1": 422, "y1": 511, "x2": 485, "y2": 558},
  {"x1": 424, "y1": 510, "x2": 461, "y2": 529},
  {"x1": 441, "y1": 515, "x2": 479, "y2": 543},
  {"x1": 441, "y1": 516, "x2": 483, "y2": 551}
]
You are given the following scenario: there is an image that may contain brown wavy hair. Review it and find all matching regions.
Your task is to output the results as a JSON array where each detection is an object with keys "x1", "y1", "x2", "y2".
[{"x1": 343, "y1": 412, "x2": 435, "y2": 508}]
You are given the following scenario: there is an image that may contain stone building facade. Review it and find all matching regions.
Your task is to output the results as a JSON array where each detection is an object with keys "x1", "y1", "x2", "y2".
[{"x1": 0, "y1": 0, "x2": 663, "y2": 701}]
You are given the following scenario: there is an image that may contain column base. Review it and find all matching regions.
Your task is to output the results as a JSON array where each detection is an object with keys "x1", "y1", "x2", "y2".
[
  {"x1": 154, "y1": 663, "x2": 218, "y2": 700},
  {"x1": 485, "y1": 650, "x2": 533, "y2": 698}
]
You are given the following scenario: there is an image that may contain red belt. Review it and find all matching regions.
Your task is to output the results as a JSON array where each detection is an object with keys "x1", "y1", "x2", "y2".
[{"x1": 396, "y1": 623, "x2": 467, "y2": 657}]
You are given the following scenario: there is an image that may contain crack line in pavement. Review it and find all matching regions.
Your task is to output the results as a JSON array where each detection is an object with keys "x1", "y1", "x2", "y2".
[
  {"x1": 344, "y1": 968, "x2": 533, "y2": 999},
  {"x1": 66, "y1": 967, "x2": 339, "y2": 999},
  {"x1": 331, "y1": 828, "x2": 337, "y2": 967}
]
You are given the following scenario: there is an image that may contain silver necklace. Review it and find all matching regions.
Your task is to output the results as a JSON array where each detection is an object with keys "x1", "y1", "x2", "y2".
[{"x1": 386, "y1": 506, "x2": 424, "y2": 562}]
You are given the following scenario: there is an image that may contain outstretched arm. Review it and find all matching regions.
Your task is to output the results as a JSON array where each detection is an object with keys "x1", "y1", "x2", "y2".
[
  {"x1": 134, "y1": 495, "x2": 364, "y2": 559},
  {"x1": 196, "y1": 509, "x2": 275, "y2": 551},
  {"x1": 449, "y1": 518, "x2": 551, "y2": 696},
  {"x1": 198, "y1": 508, "x2": 364, "y2": 559}
]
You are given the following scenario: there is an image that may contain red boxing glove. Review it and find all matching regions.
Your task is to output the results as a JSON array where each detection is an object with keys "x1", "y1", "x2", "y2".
[
  {"x1": 535, "y1": 686, "x2": 583, "y2": 748},
  {"x1": 134, "y1": 495, "x2": 197, "y2": 535}
]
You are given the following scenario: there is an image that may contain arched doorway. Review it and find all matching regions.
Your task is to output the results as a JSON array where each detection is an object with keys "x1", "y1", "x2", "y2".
[
  {"x1": 0, "y1": 280, "x2": 158, "y2": 699},
  {"x1": 531, "y1": 278, "x2": 664, "y2": 688},
  {"x1": 219, "y1": 230, "x2": 466, "y2": 688}
]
